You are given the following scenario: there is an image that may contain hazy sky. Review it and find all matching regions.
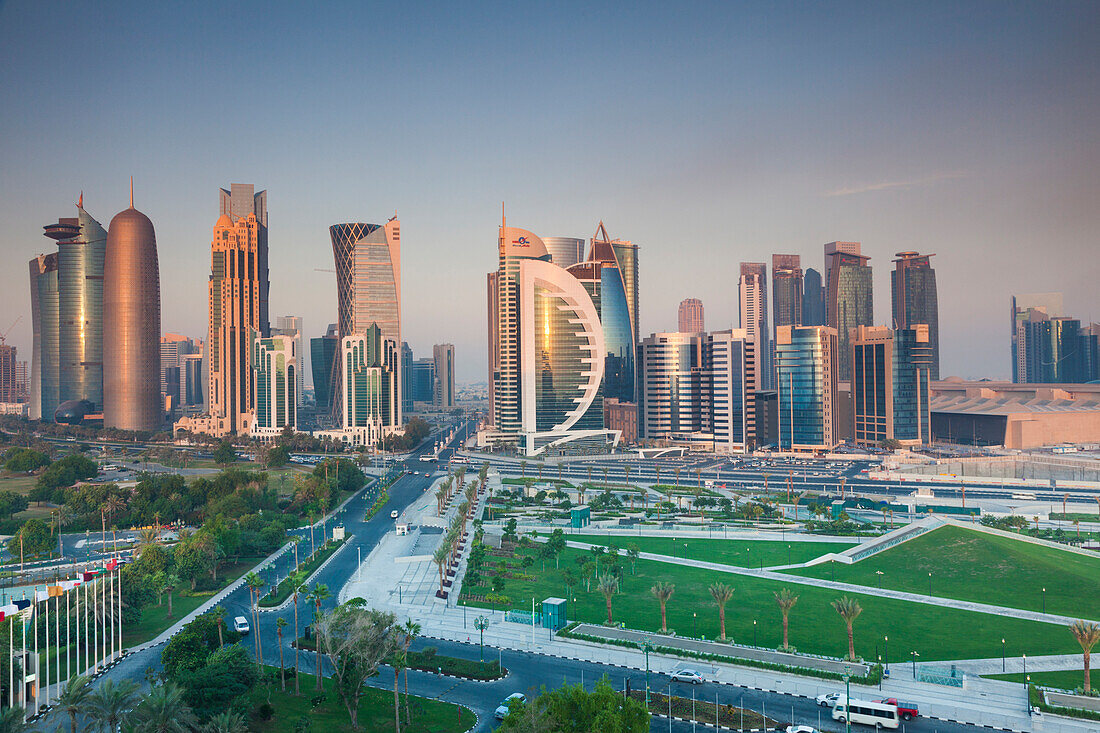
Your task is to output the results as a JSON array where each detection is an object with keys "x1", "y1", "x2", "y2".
[{"x1": 1, "y1": 1, "x2": 1097, "y2": 385}]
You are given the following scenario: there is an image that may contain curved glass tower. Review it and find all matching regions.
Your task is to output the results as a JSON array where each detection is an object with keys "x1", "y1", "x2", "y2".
[
  {"x1": 588, "y1": 223, "x2": 636, "y2": 403},
  {"x1": 57, "y1": 206, "x2": 107, "y2": 409}
]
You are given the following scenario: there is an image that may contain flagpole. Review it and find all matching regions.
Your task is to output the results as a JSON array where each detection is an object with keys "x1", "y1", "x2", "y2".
[
  {"x1": 92, "y1": 576, "x2": 97, "y2": 675},
  {"x1": 117, "y1": 566, "x2": 123, "y2": 660},
  {"x1": 32, "y1": 587, "x2": 38, "y2": 714},
  {"x1": 21, "y1": 595, "x2": 27, "y2": 721},
  {"x1": 65, "y1": 587, "x2": 70, "y2": 685},
  {"x1": 44, "y1": 591, "x2": 50, "y2": 708},
  {"x1": 83, "y1": 574, "x2": 88, "y2": 676},
  {"x1": 53, "y1": 592, "x2": 59, "y2": 699},
  {"x1": 8, "y1": 612, "x2": 13, "y2": 711},
  {"x1": 101, "y1": 571, "x2": 107, "y2": 666},
  {"x1": 107, "y1": 569, "x2": 113, "y2": 664}
]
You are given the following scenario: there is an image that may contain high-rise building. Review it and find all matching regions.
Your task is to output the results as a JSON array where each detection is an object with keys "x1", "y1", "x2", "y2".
[
  {"x1": 400, "y1": 342, "x2": 414, "y2": 414},
  {"x1": 251, "y1": 333, "x2": 298, "y2": 439},
  {"x1": 273, "y1": 316, "x2": 304, "y2": 407},
  {"x1": 28, "y1": 252, "x2": 59, "y2": 420},
  {"x1": 486, "y1": 271, "x2": 499, "y2": 426},
  {"x1": 182, "y1": 352, "x2": 204, "y2": 410},
  {"x1": 315, "y1": 325, "x2": 398, "y2": 447},
  {"x1": 775, "y1": 325, "x2": 838, "y2": 451},
  {"x1": 330, "y1": 218, "x2": 401, "y2": 424},
  {"x1": 851, "y1": 325, "x2": 932, "y2": 447},
  {"x1": 1018, "y1": 315, "x2": 1090, "y2": 384},
  {"x1": 103, "y1": 183, "x2": 161, "y2": 431},
  {"x1": 433, "y1": 343, "x2": 455, "y2": 410},
  {"x1": 310, "y1": 323, "x2": 339, "y2": 417},
  {"x1": 204, "y1": 186, "x2": 270, "y2": 436},
  {"x1": 541, "y1": 237, "x2": 585, "y2": 269},
  {"x1": 160, "y1": 334, "x2": 202, "y2": 416},
  {"x1": 678, "y1": 298, "x2": 704, "y2": 333},
  {"x1": 1011, "y1": 293, "x2": 1063, "y2": 383},
  {"x1": 772, "y1": 254, "x2": 802, "y2": 332},
  {"x1": 739, "y1": 262, "x2": 770, "y2": 388},
  {"x1": 412, "y1": 358, "x2": 436, "y2": 402},
  {"x1": 802, "y1": 268, "x2": 825, "y2": 326},
  {"x1": 892, "y1": 252, "x2": 940, "y2": 379},
  {"x1": 0, "y1": 345, "x2": 16, "y2": 403},
  {"x1": 824, "y1": 243, "x2": 872, "y2": 382}
]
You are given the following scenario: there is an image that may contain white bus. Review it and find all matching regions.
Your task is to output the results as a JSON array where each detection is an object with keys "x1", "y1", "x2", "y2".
[
  {"x1": 1012, "y1": 492, "x2": 1037, "y2": 500},
  {"x1": 833, "y1": 697, "x2": 899, "y2": 729}
]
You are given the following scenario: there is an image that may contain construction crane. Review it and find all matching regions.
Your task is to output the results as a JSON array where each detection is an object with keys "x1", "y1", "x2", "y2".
[{"x1": 0, "y1": 316, "x2": 21, "y2": 346}]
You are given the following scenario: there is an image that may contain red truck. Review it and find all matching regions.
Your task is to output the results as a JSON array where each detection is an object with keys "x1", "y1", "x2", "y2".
[{"x1": 876, "y1": 698, "x2": 919, "y2": 721}]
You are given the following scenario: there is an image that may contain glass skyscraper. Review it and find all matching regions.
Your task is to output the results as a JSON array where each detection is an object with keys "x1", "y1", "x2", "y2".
[
  {"x1": 892, "y1": 252, "x2": 939, "y2": 380},
  {"x1": 825, "y1": 244, "x2": 873, "y2": 382},
  {"x1": 541, "y1": 237, "x2": 585, "y2": 269},
  {"x1": 28, "y1": 252, "x2": 60, "y2": 420},
  {"x1": 775, "y1": 325, "x2": 838, "y2": 451},
  {"x1": 802, "y1": 268, "x2": 825, "y2": 326},
  {"x1": 851, "y1": 325, "x2": 932, "y2": 446},
  {"x1": 252, "y1": 333, "x2": 298, "y2": 437},
  {"x1": 310, "y1": 323, "x2": 338, "y2": 418}
]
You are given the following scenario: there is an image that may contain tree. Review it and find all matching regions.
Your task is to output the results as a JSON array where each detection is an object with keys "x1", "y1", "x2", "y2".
[
  {"x1": 87, "y1": 678, "x2": 140, "y2": 733},
  {"x1": 202, "y1": 711, "x2": 249, "y2": 733},
  {"x1": 709, "y1": 582, "x2": 735, "y2": 641},
  {"x1": 650, "y1": 582, "x2": 674, "y2": 633},
  {"x1": 3, "y1": 448, "x2": 49, "y2": 473},
  {"x1": 162, "y1": 573, "x2": 181, "y2": 619},
  {"x1": 626, "y1": 543, "x2": 640, "y2": 575},
  {"x1": 174, "y1": 645, "x2": 256, "y2": 720},
  {"x1": 1069, "y1": 619, "x2": 1100, "y2": 693},
  {"x1": 499, "y1": 675, "x2": 649, "y2": 732},
  {"x1": 132, "y1": 681, "x2": 198, "y2": 733},
  {"x1": 276, "y1": 617, "x2": 289, "y2": 691},
  {"x1": 831, "y1": 596, "x2": 863, "y2": 661},
  {"x1": 209, "y1": 606, "x2": 226, "y2": 648},
  {"x1": 7, "y1": 518, "x2": 52, "y2": 560},
  {"x1": 315, "y1": 603, "x2": 401, "y2": 730},
  {"x1": 161, "y1": 614, "x2": 225, "y2": 678},
  {"x1": 266, "y1": 445, "x2": 290, "y2": 468},
  {"x1": 293, "y1": 580, "x2": 306, "y2": 695},
  {"x1": 597, "y1": 575, "x2": 619, "y2": 624},
  {"x1": 774, "y1": 588, "x2": 799, "y2": 651},
  {"x1": 245, "y1": 572, "x2": 265, "y2": 666},
  {"x1": 213, "y1": 441, "x2": 236, "y2": 466},
  {"x1": 308, "y1": 584, "x2": 331, "y2": 691},
  {"x1": 52, "y1": 674, "x2": 91, "y2": 733},
  {"x1": 0, "y1": 707, "x2": 26, "y2": 733},
  {"x1": 400, "y1": 619, "x2": 421, "y2": 724},
  {"x1": 0, "y1": 491, "x2": 28, "y2": 519}
]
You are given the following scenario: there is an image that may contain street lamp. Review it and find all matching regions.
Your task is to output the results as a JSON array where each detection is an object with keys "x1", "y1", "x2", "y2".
[
  {"x1": 884, "y1": 636, "x2": 889, "y2": 674},
  {"x1": 1002, "y1": 638, "x2": 1006, "y2": 673},
  {"x1": 911, "y1": 650, "x2": 920, "y2": 679},
  {"x1": 753, "y1": 619, "x2": 757, "y2": 646},
  {"x1": 927, "y1": 572, "x2": 932, "y2": 596},
  {"x1": 474, "y1": 616, "x2": 489, "y2": 660},
  {"x1": 875, "y1": 570, "x2": 884, "y2": 589},
  {"x1": 843, "y1": 664, "x2": 851, "y2": 733},
  {"x1": 1042, "y1": 587, "x2": 1046, "y2": 614},
  {"x1": 693, "y1": 612, "x2": 697, "y2": 638},
  {"x1": 640, "y1": 636, "x2": 653, "y2": 706}
]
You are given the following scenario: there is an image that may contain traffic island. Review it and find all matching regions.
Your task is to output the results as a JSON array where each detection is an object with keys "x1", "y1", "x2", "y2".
[{"x1": 631, "y1": 690, "x2": 779, "y2": 730}]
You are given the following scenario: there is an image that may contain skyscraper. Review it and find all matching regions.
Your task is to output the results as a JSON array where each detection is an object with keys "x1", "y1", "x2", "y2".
[
  {"x1": 314, "y1": 325, "x2": 398, "y2": 447},
  {"x1": 160, "y1": 334, "x2": 201, "y2": 416},
  {"x1": 678, "y1": 298, "x2": 705, "y2": 333},
  {"x1": 582, "y1": 222, "x2": 637, "y2": 403},
  {"x1": 771, "y1": 254, "x2": 802, "y2": 331},
  {"x1": 1011, "y1": 293, "x2": 1063, "y2": 383},
  {"x1": 851, "y1": 325, "x2": 932, "y2": 447},
  {"x1": 0, "y1": 345, "x2": 16, "y2": 403},
  {"x1": 775, "y1": 325, "x2": 839, "y2": 451},
  {"x1": 738, "y1": 262, "x2": 770, "y2": 387},
  {"x1": 433, "y1": 343, "x2": 455, "y2": 410},
  {"x1": 824, "y1": 243, "x2": 873, "y2": 382},
  {"x1": 103, "y1": 183, "x2": 161, "y2": 431},
  {"x1": 802, "y1": 267, "x2": 825, "y2": 326},
  {"x1": 273, "y1": 315, "x2": 304, "y2": 406},
  {"x1": 330, "y1": 218, "x2": 401, "y2": 424},
  {"x1": 892, "y1": 252, "x2": 940, "y2": 379},
  {"x1": 413, "y1": 358, "x2": 436, "y2": 402},
  {"x1": 400, "y1": 342, "x2": 414, "y2": 414},
  {"x1": 28, "y1": 252, "x2": 59, "y2": 421},
  {"x1": 486, "y1": 271, "x2": 499, "y2": 426},
  {"x1": 310, "y1": 323, "x2": 339, "y2": 418},
  {"x1": 541, "y1": 237, "x2": 585, "y2": 269},
  {"x1": 205, "y1": 186, "x2": 269, "y2": 436},
  {"x1": 55, "y1": 203, "x2": 107, "y2": 410},
  {"x1": 252, "y1": 333, "x2": 298, "y2": 438}
]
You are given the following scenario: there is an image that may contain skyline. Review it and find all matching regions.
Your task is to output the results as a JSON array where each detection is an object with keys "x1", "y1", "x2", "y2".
[{"x1": 2, "y1": 2, "x2": 1098, "y2": 385}]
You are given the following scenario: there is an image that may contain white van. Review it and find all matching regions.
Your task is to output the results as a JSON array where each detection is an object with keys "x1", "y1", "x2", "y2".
[{"x1": 832, "y1": 697, "x2": 899, "y2": 729}]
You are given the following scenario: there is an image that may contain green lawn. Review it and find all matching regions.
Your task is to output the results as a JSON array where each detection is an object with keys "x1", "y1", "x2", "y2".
[
  {"x1": 123, "y1": 557, "x2": 262, "y2": 647},
  {"x1": 463, "y1": 545, "x2": 1082, "y2": 662},
  {"x1": 550, "y1": 534, "x2": 856, "y2": 568},
  {"x1": 985, "y1": 669, "x2": 1088, "y2": 690},
  {"x1": 782, "y1": 525, "x2": 1100, "y2": 618},
  {"x1": 246, "y1": 668, "x2": 475, "y2": 732},
  {"x1": 0, "y1": 472, "x2": 39, "y2": 495}
]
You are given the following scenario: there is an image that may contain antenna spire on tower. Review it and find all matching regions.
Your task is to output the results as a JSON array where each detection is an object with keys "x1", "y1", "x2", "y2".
[{"x1": 129, "y1": 177, "x2": 134, "y2": 208}]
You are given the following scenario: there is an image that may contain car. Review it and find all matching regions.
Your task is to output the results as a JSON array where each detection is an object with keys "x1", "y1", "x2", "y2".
[
  {"x1": 233, "y1": 616, "x2": 250, "y2": 634},
  {"x1": 670, "y1": 669, "x2": 703, "y2": 684},
  {"x1": 876, "y1": 698, "x2": 919, "y2": 720},
  {"x1": 390, "y1": 510, "x2": 399, "y2": 519},
  {"x1": 815, "y1": 692, "x2": 840, "y2": 707},
  {"x1": 786, "y1": 727, "x2": 821, "y2": 733},
  {"x1": 494, "y1": 692, "x2": 526, "y2": 719}
]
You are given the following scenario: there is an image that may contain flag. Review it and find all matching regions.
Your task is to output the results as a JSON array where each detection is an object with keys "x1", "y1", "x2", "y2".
[
  {"x1": 34, "y1": 589, "x2": 48, "y2": 603},
  {"x1": 0, "y1": 605, "x2": 17, "y2": 617},
  {"x1": 12, "y1": 599, "x2": 29, "y2": 611},
  {"x1": 106, "y1": 558, "x2": 117, "y2": 570},
  {"x1": 48, "y1": 585, "x2": 63, "y2": 598}
]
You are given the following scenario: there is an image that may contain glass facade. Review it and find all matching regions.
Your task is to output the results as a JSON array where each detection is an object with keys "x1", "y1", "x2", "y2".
[
  {"x1": 342, "y1": 325, "x2": 397, "y2": 430},
  {"x1": 851, "y1": 325, "x2": 932, "y2": 446},
  {"x1": 253, "y1": 334, "x2": 297, "y2": 432},
  {"x1": 892, "y1": 253, "x2": 939, "y2": 380},
  {"x1": 310, "y1": 328, "x2": 338, "y2": 416},
  {"x1": 775, "y1": 326, "x2": 838, "y2": 450},
  {"x1": 600, "y1": 264, "x2": 634, "y2": 403},
  {"x1": 532, "y1": 281, "x2": 603, "y2": 432},
  {"x1": 893, "y1": 327, "x2": 932, "y2": 442},
  {"x1": 802, "y1": 268, "x2": 825, "y2": 326},
  {"x1": 58, "y1": 207, "x2": 106, "y2": 409},
  {"x1": 826, "y1": 253, "x2": 873, "y2": 382},
  {"x1": 29, "y1": 253, "x2": 60, "y2": 420}
]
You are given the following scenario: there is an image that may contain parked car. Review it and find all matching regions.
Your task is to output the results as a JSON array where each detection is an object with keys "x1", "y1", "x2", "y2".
[
  {"x1": 233, "y1": 616, "x2": 250, "y2": 634},
  {"x1": 494, "y1": 692, "x2": 526, "y2": 720},
  {"x1": 876, "y1": 698, "x2": 919, "y2": 720},
  {"x1": 670, "y1": 669, "x2": 704, "y2": 684},
  {"x1": 815, "y1": 692, "x2": 840, "y2": 707},
  {"x1": 390, "y1": 510, "x2": 399, "y2": 519},
  {"x1": 786, "y1": 726, "x2": 821, "y2": 733}
]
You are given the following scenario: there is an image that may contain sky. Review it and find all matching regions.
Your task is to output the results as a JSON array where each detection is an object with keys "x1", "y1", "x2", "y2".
[{"x1": 1, "y1": 1, "x2": 1097, "y2": 385}]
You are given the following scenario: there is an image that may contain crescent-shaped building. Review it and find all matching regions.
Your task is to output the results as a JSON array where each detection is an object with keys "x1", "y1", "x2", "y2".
[{"x1": 103, "y1": 187, "x2": 162, "y2": 431}]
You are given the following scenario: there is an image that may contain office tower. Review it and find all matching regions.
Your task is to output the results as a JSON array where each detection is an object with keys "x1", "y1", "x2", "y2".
[
  {"x1": 706, "y1": 330, "x2": 754, "y2": 451},
  {"x1": 310, "y1": 323, "x2": 339, "y2": 416},
  {"x1": 160, "y1": 334, "x2": 201, "y2": 416},
  {"x1": 412, "y1": 358, "x2": 436, "y2": 402},
  {"x1": 252, "y1": 333, "x2": 298, "y2": 438},
  {"x1": 0, "y1": 345, "x2": 16, "y2": 403},
  {"x1": 585, "y1": 223, "x2": 638, "y2": 403},
  {"x1": 678, "y1": 298, "x2": 705, "y2": 333},
  {"x1": 739, "y1": 262, "x2": 770, "y2": 388},
  {"x1": 486, "y1": 272, "x2": 499, "y2": 426},
  {"x1": 892, "y1": 252, "x2": 940, "y2": 379},
  {"x1": 542, "y1": 237, "x2": 585, "y2": 269},
  {"x1": 802, "y1": 268, "x2": 825, "y2": 326},
  {"x1": 331, "y1": 325, "x2": 398, "y2": 446},
  {"x1": 772, "y1": 254, "x2": 802, "y2": 331},
  {"x1": 1021, "y1": 316, "x2": 1085, "y2": 383},
  {"x1": 775, "y1": 325, "x2": 839, "y2": 451},
  {"x1": 851, "y1": 325, "x2": 932, "y2": 447},
  {"x1": 433, "y1": 343, "x2": 455, "y2": 410},
  {"x1": 273, "y1": 316, "x2": 304, "y2": 406},
  {"x1": 206, "y1": 190, "x2": 269, "y2": 436},
  {"x1": 103, "y1": 183, "x2": 162, "y2": 431},
  {"x1": 400, "y1": 342, "x2": 414, "y2": 414},
  {"x1": 1011, "y1": 293, "x2": 1063, "y2": 383},
  {"x1": 330, "y1": 218, "x2": 401, "y2": 424},
  {"x1": 182, "y1": 352, "x2": 204, "y2": 410},
  {"x1": 28, "y1": 253, "x2": 59, "y2": 420},
  {"x1": 1079, "y1": 324, "x2": 1100, "y2": 383},
  {"x1": 824, "y1": 243, "x2": 872, "y2": 382}
]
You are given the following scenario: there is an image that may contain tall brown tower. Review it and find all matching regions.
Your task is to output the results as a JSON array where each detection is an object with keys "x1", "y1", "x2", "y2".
[{"x1": 103, "y1": 182, "x2": 162, "y2": 431}]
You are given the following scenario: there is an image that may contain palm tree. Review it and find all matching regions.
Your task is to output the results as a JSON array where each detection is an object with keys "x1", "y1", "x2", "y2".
[
  {"x1": 209, "y1": 606, "x2": 226, "y2": 648},
  {"x1": 293, "y1": 580, "x2": 306, "y2": 694},
  {"x1": 52, "y1": 674, "x2": 91, "y2": 733},
  {"x1": 309, "y1": 584, "x2": 331, "y2": 691},
  {"x1": 276, "y1": 617, "x2": 288, "y2": 691},
  {"x1": 0, "y1": 707, "x2": 26, "y2": 733},
  {"x1": 133, "y1": 682, "x2": 198, "y2": 733},
  {"x1": 432, "y1": 544, "x2": 449, "y2": 597},
  {"x1": 774, "y1": 588, "x2": 799, "y2": 651},
  {"x1": 597, "y1": 575, "x2": 619, "y2": 624},
  {"x1": 831, "y1": 596, "x2": 863, "y2": 661},
  {"x1": 135, "y1": 526, "x2": 160, "y2": 556},
  {"x1": 202, "y1": 711, "x2": 249, "y2": 733},
  {"x1": 392, "y1": 648, "x2": 404, "y2": 733},
  {"x1": 87, "y1": 678, "x2": 140, "y2": 733},
  {"x1": 650, "y1": 582, "x2": 674, "y2": 633},
  {"x1": 104, "y1": 494, "x2": 126, "y2": 555},
  {"x1": 1070, "y1": 619, "x2": 1100, "y2": 692},
  {"x1": 244, "y1": 572, "x2": 265, "y2": 666},
  {"x1": 401, "y1": 619, "x2": 421, "y2": 724},
  {"x1": 709, "y1": 583, "x2": 735, "y2": 641},
  {"x1": 162, "y1": 573, "x2": 180, "y2": 618}
]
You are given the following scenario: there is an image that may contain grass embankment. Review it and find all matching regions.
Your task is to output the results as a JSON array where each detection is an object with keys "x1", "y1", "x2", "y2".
[
  {"x1": 784, "y1": 524, "x2": 1100, "y2": 618},
  {"x1": 245, "y1": 667, "x2": 476, "y2": 733},
  {"x1": 461, "y1": 544, "x2": 1081, "y2": 662},
  {"x1": 123, "y1": 557, "x2": 263, "y2": 646},
  {"x1": 0, "y1": 472, "x2": 39, "y2": 495},
  {"x1": 1049, "y1": 513, "x2": 1100, "y2": 523},
  {"x1": 260, "y1": 539, "x2": 345, "y2": 607},
  {"x1": 986, "y1": 669, "x2": 1088, "y2": 689},
  {"x1": 553, "y1": 534, "x2": 856, "y2": 568},
  {"x1": 502, "y1": 477, "x2": 575, "y2": 488},
  {"x1": 629, "y1": 691, "x2": 776, "y2": 729}
]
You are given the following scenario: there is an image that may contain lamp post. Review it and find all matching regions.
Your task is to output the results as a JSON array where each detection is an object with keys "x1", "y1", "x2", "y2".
[
  {"x1": 1002, "y1": 638, "x2": 1006, "y2": 673},
  {"x1": 640, "y1": 636, "x2": 652, "y2": 706},
  {"x1": 843, "y1": 665, "x2": 851, "y2": 733},
  {"x1": 927, "y1": 572, "x2": 932, "y2": 597},
  {"x1": 753, "y1": 619, "x2": 757, "y2": 646},
  {"x1": 787, "y1": 544, "x2": 791, "y2": 566},
  {"x1": 911, "y1": 651, "x2": 920, "y2": 679},
  {"x1": 875, "y1": 570, "x2": 884, "y2": 590},
  {"x1": 693, "y1": 612, "x2": 697, "y2": 638},
  {"x1": 462, "y1": 600, "x2": 467, "y2": 629},
  {"x1": 884, "y1": 636, "x2": 889, "y2": 674},
  {"x1": 1042, "y1": 587, "x2": 1046, "y2": 614},
  {"x1": 1026, "y1": 674, "x2": 1032, "y2": 716},
  {"x1": 474, "y1": 616, "x2": 489, "y2": 660}
]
